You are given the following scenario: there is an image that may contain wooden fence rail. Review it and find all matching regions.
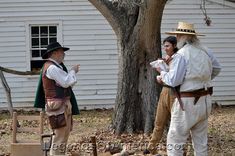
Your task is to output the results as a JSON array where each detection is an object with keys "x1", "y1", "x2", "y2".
[{"x1": 0, "y1": 66, "x2": 40, "y2": 116}]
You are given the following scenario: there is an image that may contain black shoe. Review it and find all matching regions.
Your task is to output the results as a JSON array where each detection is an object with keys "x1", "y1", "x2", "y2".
[{"x1": 143, "y1": 149, "x2": 151, "y2": 154}]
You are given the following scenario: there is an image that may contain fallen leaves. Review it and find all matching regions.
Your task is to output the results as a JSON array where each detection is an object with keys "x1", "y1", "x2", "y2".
[{"x1": 0, "y1": 106, "x2": 235, "y2": 155}]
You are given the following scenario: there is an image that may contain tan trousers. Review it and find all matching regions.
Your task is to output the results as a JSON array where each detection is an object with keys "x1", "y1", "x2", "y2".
[
  {"x1": 50, "y1": 100, "x2": 72, "y2": 156},
  {"x1": 167, "y1": 95, "x2": 212, "y2": 156},
  {"x1": 148, "y1": 87, "x2": 175, "y2": 152}
]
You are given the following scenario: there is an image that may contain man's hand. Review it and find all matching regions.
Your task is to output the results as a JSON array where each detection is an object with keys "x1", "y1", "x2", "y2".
[
  {"x1": 165, "y1": 55, "x2": 170, "y2": 61},
  {"x1": 71, "y1": 64, "x2": 80, "y2": 73},
  {"x1": 156, "y1": 67, "x2": 162, "y2": 73},
  {"x1": 163, "y1": 55, "x2": 172, "y2": 65},
  {"x1": 156, "y1": 76, "x2": 163, "y2": 84}
]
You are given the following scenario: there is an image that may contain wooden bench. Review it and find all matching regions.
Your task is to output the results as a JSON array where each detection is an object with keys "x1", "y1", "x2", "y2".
[{"x1": 11, "y1": 111, "x2": 44, "y2": 156}]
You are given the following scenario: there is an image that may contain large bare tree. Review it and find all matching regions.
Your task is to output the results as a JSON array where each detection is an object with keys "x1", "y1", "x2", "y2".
[{"x1": 88, "y1": 0, "x2": 168, "y2": 134}]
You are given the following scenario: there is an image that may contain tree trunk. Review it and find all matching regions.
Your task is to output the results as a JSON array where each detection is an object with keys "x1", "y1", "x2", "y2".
[
  {"x1": 89, "y1": 0, "x2": 167, "y2": 134},
  {"x1": 112, "y1": 38, "x2": 161, "y2": 134},
  {"x1": 112, "y1": 25, "x2": 163, "y2": 134}
]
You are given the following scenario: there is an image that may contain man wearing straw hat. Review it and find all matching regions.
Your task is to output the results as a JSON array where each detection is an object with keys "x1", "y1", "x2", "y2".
[{"x1": 156, "y1": 22, "x2": 221, "y2": 155}]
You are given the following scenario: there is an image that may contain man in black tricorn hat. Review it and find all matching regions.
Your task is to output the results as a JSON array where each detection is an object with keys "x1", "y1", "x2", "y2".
[{"x1": 34, "y1": 42, "x2": 80, "y2": 155}]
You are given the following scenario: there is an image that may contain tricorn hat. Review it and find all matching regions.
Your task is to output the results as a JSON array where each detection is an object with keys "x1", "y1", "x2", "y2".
[
  {"x1": 42, "y1": 42, "x2": 70, "y2": 59},
  {"x1": 165, "y1": 22, "x2": 205, "y2": 36}
]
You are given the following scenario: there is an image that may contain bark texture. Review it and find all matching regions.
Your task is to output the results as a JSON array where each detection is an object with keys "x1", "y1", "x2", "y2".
[{"x1": 89, "y1": 0, "x2": 167, "y2": 134}]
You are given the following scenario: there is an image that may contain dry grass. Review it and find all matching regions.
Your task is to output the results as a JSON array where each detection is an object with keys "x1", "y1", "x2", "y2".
[{"x1": 0, "y1": 106, "x2": 234, "y2": 156}]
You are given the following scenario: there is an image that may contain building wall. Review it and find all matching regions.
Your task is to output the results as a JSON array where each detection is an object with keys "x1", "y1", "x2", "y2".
[
  {"x1": 0, "y1": 0, "x2": 118, "y2": 109},
  {"x1": 161, "y1": 0, "x2": 235, "y2": 105},
  {"x1": 0, "y1": 0, "x2": 234, "y2": 108}
]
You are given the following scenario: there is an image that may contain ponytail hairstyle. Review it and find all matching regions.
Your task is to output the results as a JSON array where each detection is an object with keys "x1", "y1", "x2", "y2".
[{"x1": 163, "y1": 36, "x2": 178, "y2": 53}]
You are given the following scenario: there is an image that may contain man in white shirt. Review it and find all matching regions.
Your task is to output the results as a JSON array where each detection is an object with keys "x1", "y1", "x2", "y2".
[
  {"x1": 157, "y1": 22, "x2": 221, "y2": 156},
  {"x1": 41, "y1": 42, "x2": 80, "y2": 156}
]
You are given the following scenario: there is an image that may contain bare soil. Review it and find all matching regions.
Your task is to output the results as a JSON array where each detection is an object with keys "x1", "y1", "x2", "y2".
[{"x1": 0, "y1": 106, "x2": 234, "y2": 156}]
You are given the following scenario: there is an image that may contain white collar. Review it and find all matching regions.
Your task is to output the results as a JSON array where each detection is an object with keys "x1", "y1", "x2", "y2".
[{"x1": 48, "y1": 58, "x2": 63, "y2": 69}]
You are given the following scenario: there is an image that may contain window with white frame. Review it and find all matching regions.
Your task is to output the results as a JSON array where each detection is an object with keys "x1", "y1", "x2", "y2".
[{"x1": 29, "y1": 25, "x2": 58, "y2": 72}]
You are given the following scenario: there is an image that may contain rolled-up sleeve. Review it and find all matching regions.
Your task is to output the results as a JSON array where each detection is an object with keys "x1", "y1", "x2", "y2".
[{"x1": 46, "y1": 65, "x2": 77, "y2": 88}]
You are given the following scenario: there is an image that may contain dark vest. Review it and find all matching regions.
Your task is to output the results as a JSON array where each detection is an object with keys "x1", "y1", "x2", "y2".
[{"x1": 42, "y1": 61, "x2": 71, "y2": 100}]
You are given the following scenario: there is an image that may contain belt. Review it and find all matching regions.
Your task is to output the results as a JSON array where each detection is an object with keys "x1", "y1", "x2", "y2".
[
  {"x1": 162, "y1": 85, "x2": 172, "y2": 88},
  {"x1": 162, "y1": 85, "x2": 184, "y2": 110},
  {"x1": 180, "y1": 87, "x2": 213, "y2": 104},
  {"x1": 180, "y1": 87, "x2": 213, "y2": 97}
]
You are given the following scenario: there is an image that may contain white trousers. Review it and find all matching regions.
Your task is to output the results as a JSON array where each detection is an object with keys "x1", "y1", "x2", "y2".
[{"x1": 167, "y1": 95, "x2": 212, "y2": 156}]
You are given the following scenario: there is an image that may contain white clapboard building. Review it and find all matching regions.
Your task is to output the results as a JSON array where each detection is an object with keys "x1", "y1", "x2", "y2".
[
  {"x1": 0, "y1": 0, "x2": 234, "y2": 109},
  {"x1": 162, "y1": 0, "x2": 235, "y2": 106}
]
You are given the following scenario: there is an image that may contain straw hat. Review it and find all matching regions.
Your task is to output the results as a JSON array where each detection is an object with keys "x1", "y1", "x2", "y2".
[{"x1": 165, "y1": 22, "x2": 205, "y2": 36}]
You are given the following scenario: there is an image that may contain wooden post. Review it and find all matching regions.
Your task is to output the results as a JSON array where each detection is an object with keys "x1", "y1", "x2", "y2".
[
  {"x1": 12, "y1": 112, "x2": 17, "y2": 143},
  {"x1": 91, "y1": 136, "x2": 97, "y2": 156},
  {"x1": 39, "y1": 112, "x2": 44, "y2": 135},
  {"x1": 0, "y1": 70, "x2": 13, "y2": 117}
]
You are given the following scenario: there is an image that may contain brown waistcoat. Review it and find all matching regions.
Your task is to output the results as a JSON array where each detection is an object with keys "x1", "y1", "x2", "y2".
[{"x1": 42, "y1": 61, "x2": 71, "y2": 100}]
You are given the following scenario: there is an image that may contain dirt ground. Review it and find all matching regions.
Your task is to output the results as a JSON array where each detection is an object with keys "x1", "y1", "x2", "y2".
[{"x1": 0, "y1": 105, "x2": 234, "y2": 156}]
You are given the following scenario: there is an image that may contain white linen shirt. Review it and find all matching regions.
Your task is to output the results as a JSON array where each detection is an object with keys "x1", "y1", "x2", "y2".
[
  {"x1": 160, "y1": 46, "x2": 221, "y2": 88},
  {"x1": 206, "y1": 48, "x2": 221, "y2": 79},
  {"x1": 45, "y1": 58, "x2": 77, "y2": 88},
  {"x1": 160, "y1": 53, "x2": 186, "y2": 87}
]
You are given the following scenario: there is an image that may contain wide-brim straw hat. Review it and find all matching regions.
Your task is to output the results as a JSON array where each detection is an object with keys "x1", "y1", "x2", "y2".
[
  {"x1": 42, "y1": 42, "x2": 70, "y2": 59},
  {"x1": 165, "y1": 22, "x2": 205, "y2": 36}
]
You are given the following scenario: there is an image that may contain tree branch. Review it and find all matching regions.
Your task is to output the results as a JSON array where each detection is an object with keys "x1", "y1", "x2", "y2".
[
  {"x1": 0, "y1": 70, "x2": 13, "y2": 117},
  {"x1": 0, "y1": 66, "x2": 39, "y2": 75},
  {"x1": 88, "y1": 0, "x2": 121, "y2": 34},
  {"x1": 88, "y1": 0, "x2": 139, "y2": 38}
]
